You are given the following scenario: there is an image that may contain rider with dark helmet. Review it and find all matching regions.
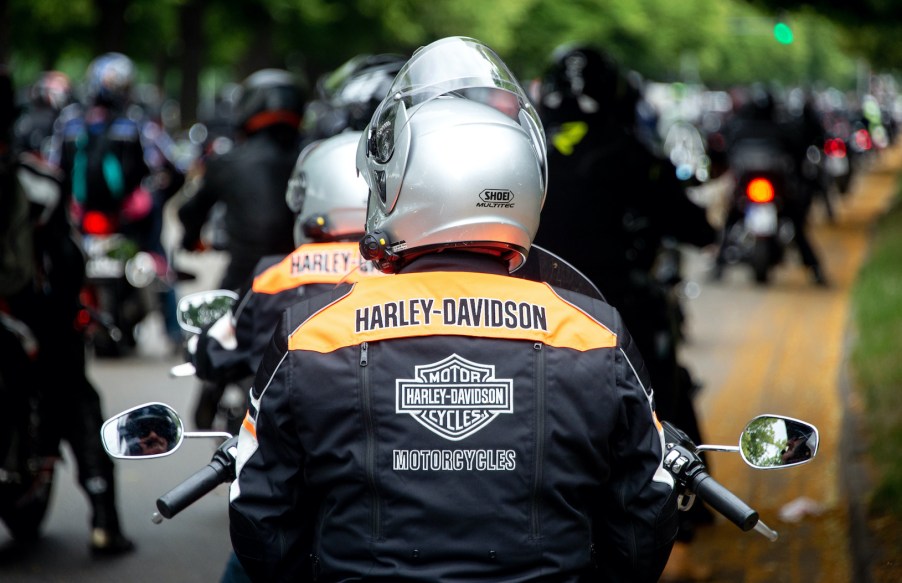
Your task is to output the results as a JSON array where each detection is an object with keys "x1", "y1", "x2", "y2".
[
  {"x1": 534, "y1": 43, "x2": 716, "y2": 582},
  {"x1": 714, "y1": 84, "x2": 828, "y2": 285},
  {"x1": 229, "y1": 37, "x2": 677, "y2": 583},
  {"x1": 177, "y1": 68, "x2": 308, "y2": 296},
  {"x1": 304, "y1": 53, "x2": 406, "y2": 140}
]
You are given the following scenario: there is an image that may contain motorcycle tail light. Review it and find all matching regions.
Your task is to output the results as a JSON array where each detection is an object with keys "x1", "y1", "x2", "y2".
[
  {"x1": 76, "y1": 308, "x2": 92, "y2": 329},
  {"x1": 83, "y1": 211, "x2": 116, "y2": 235},
  {"x1": 746, "y1": 177, "x2": 775, "y2": 203},
  {"x1": 854, "y1": 129, "x2": 872, "y2": 151},
  {"x1": 824, "y1": 138, "x2": 846, "y2": 158}
]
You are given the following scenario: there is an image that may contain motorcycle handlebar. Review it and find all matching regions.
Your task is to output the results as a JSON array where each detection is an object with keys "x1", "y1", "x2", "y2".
[
  {"x1": 155, "y1": 436, "x2": 238, "y2": 520},
  {"x1": 690, "y1": 470, "x2": 759, "y2": 532},
  {"x1": 156, "y1": 459, "x2": 231, "y2": 519}
]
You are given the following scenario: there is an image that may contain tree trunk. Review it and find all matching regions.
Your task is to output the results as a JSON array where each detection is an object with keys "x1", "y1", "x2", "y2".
[
  {"x1": 179, "y1": 0, "x2": 205, "y2": 126},
  {"x1": 96, "y1": 0, "x2": 128, "y2": 53},
  {"x1": 0, "y1": 0, "x2": 8, "y2": 64}
]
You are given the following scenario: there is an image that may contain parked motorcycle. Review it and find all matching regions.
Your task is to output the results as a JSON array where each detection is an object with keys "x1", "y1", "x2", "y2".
[{"x1": 0, "y1": 310, "x2": 54, "y2": 543}]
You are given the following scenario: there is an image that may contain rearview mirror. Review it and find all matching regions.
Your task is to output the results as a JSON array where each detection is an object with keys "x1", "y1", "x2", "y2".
[
  {"x1": 740, "y1": 415, "x2": 819, "y2": 469},
  {"x1": 101, "y1": 402, "x2": 184, "y2": 459},
  {"x1": 176, "y1": 289, "x2": 239, "y2": 334}
]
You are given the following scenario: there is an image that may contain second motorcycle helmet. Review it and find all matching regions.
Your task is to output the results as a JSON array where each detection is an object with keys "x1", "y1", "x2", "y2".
[
  {"x1": 233, "y1": 69, "x2": 307, "y2": 135},
  {"x1": 356, "y1": 36, "x2": 547, "y2": 274},
  {"x1": 85, "y1": 52, "x2": 135, "y2": 108},
  {"x1": 539, "y1": 44, "x2": 639, "y2": 123},
  {"x1": 286, "y1": 131, "x2": 369, "y2": 246}
]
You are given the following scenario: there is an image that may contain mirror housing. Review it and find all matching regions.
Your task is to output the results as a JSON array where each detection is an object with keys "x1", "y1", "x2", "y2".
[
  {"x1": 101, "y1": 402, "x2": 185, "y2": 459},
  {"x1": 176, "y1": 289, "x2": 239, "y2": 334},
  {"x1": 739, "y1": 415, "x2": 819, "y2": 469}
]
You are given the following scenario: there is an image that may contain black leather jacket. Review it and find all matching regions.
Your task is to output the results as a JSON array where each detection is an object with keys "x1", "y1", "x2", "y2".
[
  {"x1": 178, "y1": 127, "x2": 300, "y2": 293},
  {"x1": 229, "y1": 252, "x2": 678, "y2": 582}
]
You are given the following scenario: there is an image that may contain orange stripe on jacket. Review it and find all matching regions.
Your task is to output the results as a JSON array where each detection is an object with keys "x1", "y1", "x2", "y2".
[
  {"x1": 241, "y1": 412, "x2": 257, "y2": 440},
  {"x1": 252, "y1": 242, "x2": 383, "y2": 295},
  {"x1": 288, "y1": 271, "x2": 617, "y2": 353}
]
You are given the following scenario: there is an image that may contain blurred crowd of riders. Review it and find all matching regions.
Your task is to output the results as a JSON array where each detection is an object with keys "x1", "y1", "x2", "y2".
[{"x1": 1, "y1": 42, "x2": 898, "y2": 579}]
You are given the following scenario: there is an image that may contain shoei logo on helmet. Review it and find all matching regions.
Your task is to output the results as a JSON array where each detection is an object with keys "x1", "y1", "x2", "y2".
[
  {"x1": 395, "y1": 354, "x2": 514, "y2": 443},
  {"x1": 478, "y1": 189, "x2": 515, "y2": 208}
]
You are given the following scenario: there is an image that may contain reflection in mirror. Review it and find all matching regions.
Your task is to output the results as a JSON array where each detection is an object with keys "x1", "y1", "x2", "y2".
[
  {"x1": 101, "y1": 402, "x2": 184, "y2": 459},
  {"x1": 176, "y1": 290, "x2": 239, "y2": 334},
  {"x1": 740, "y1": 415, "x2": 819, "y2": 469}
]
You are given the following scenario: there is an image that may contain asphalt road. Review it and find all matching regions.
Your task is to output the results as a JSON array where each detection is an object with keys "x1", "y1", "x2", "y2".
[{"x1": 677, "y1": 144, "x2": 902, "y2": 583}]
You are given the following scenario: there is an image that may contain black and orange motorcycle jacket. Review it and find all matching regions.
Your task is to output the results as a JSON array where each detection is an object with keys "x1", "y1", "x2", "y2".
[
  {"x1": 193, "y1": 241, "x2": 382, "y2": 384},
  {"x1": 229, "y1": 253, "x2": 679, "y2": 583}
]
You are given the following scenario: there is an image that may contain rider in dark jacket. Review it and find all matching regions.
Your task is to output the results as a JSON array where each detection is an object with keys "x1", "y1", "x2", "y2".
[
  {"x1": 177, "y1": 68, "x2": 307, "y2": 296},
  {"x1": 533, "y1": 45, "x2": 715, "y2": 581},
  {"x1": 3, "y1": 65, "x2": 134, "y2": 555},
  {"x1": 229, "y1": 37, "x2": 677, "y2": 583},
  {"x1": 191, "y1": 131, "x2": 382, "y2": 386},
  {"x1": 714, "y1": 86, "x2": 827, "y2": 285},
  {"x1": 190, "y1": 51, "x2": 405, "y2": 385}
]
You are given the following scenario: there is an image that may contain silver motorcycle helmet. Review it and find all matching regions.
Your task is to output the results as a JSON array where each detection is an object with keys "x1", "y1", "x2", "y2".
[
  {"x1": 356, "y1": 36, "x2": 547, "y2": 273},
  {"x1": 286, "y1": 131, "x2": 369, "y2": 245}
]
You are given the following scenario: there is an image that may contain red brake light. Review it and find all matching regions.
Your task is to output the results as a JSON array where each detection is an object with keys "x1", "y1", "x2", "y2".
[
  {"x1": 82, "y1": 211, "x2": 116, "y2": 235},
  {"x1": 746, "y1": 178, "x2": 775, "y2": 203},
  {"x1": 854, "y1": 129, "x2": 872, "y2": 151},
  {"x1": 824, "y1": 138, "x2": 846, "y2": 158}
]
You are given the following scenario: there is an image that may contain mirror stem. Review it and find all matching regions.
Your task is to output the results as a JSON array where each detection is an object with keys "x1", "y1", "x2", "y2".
[
  {"x1": 695, "y1": 445, "x2": 741, "y2": 453},
  {"x1": 183, "y1": 431, "x2": 235, "y2": 441}
]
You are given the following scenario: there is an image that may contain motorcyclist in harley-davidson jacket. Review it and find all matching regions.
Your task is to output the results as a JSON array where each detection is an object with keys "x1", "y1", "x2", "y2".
[
  {"x1": 229, "y1": 37, "x2": 678, "y2": 583},
  {"x1": 190, "y1": 131, "x2": 382, "y2": 418},
  {"x1": 188, "y1": 56, "x2": 397, "y2": 433},
  {"x1": 190, "y1": 51, "x2": 404, "y2": 387},
  {"x1": 192, "y1": 130, "x2": 382, "y2": 583}
]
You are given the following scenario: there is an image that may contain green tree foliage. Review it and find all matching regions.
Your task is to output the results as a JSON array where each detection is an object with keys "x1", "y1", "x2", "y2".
[{"x1": 2, "y1": 0, "x2": 883, "y2": 121}]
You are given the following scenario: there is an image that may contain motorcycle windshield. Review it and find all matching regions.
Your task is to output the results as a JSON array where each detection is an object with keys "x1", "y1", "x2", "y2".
[
  {"x1": 514, "y1": 244, "x2": 605, "y2": 301},
  {"x1": 366, "y1": 36, "x2": 546, "y2": 188}
]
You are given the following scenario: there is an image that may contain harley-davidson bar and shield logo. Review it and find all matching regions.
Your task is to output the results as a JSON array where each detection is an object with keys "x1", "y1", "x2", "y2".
[{"x1": 396, "y1": 354, "x2": 514, "y2": 441}]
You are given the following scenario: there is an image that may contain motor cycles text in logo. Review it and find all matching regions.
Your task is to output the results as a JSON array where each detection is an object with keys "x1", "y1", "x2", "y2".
[{"x1": 396, "y1": 354, "x2": 513, "y2": 441}]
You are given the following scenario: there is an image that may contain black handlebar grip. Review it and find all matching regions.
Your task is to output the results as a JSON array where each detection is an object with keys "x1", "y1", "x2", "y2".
[
  {"x1": 156, "y1": 461, "x2": 229, "y2": 519},
  {"x1": 691, "y1": 471, "x2": 759, "y2": 531}
]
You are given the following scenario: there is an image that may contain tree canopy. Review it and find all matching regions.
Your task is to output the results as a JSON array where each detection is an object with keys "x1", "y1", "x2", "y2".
[{"x1": 3, "y1": 0, "x2": 893, "y2": 125}]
